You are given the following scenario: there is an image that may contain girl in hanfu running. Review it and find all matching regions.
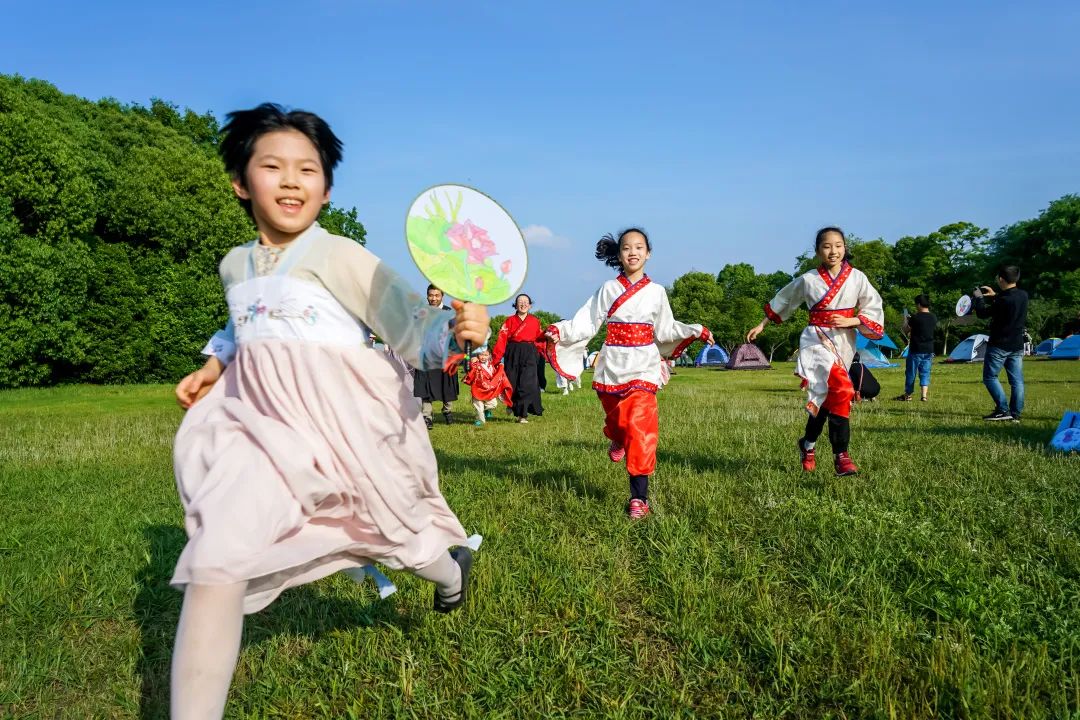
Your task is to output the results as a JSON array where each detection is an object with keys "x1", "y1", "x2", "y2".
[
  {"x1": 545, "y1": 229, "x2": 713, "y2": 519},
  {"x1": 746, "y1": 226, "x2": 885, "y2": 476},
  {"x1": 492, "y1": 293, "x2": 546, "y2": 423},
  {"x1": 169, "y1": 104, "x2": 488, "y2": 719}
]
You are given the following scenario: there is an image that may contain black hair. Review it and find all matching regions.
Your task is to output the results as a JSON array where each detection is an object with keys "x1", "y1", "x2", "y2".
[
  {"x1": 514, "y1": 293, "x2": 533, "y2": 309},
  {"x1": 997, "y1": 265, "x2": 1020, "y2": 284},
  {"x1": 218, "y1": 103, "x2": 343, "y2": 220},
  {"x1": 427, "y1": 284, "x2": 442, "y2": 294},
  {"x1": 814, "y1": 226, "x2": 851, "y2": 263},
  {"x1": 915, "y1": 293, "x2": 930, "y2": 309},
  {"x1": 595, "y1": 228, "x2": 651, "y2": 270}
]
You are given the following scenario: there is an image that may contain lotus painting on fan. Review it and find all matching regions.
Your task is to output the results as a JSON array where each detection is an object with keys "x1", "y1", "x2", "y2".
[{"x1": 405, "y1": 185, "x2": 527, "y2": 305}]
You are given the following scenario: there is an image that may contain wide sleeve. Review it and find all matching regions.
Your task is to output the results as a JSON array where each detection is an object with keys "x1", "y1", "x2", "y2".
[
  {"x1": 546, "y1": 287, "x2": 608, "y2": 381},
  {"x1": 654, "y1": 287, "x2": 712, "y2": 359},
  {"x1": 323, "y1": 239, "x2": 456, "y2": 371},
  {"x1": 973, "y1": 293, "x2": 992, "y2": 319},
  {"x1": 201, "y1": 319, "x2": 236, "y2": 366},
  {"x1": 854, "y1": 271, "x2": 885, "y2": 340},
  {"x1": 763, "y1": 275, "x2": 805, "y2": 324},
  {"x1": 491, "y1": 317, "x2": 513, "y2": 365}
]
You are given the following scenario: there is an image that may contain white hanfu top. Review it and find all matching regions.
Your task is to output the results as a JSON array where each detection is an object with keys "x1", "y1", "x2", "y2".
[
  {"x1": 764, "y1": 262, "x2": 885, "y2": 416},
  {"x1": 548, "y1": 274, "x2": 710, "y2": 395}
]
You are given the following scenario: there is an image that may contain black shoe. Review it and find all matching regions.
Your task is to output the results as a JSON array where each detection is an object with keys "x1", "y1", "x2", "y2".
[
  {"x1": 894, "y1": 394, "x2": 912, "y2": 401},
  {"x1": 442, "y1": 411, "x2": 453, "y2": 425},
  {"x1": 433, "y1": 547, "x2": 473, "y2": 614},
  {"x1": 1010, "y1": 413, "x2": 1021, "y2": 422},
  {"x1": 424, "y1": 417, "x2": 434, "y2": 430},
  {"x1": 983, "y1": 410, "x2": 1012, "y2": 421}
]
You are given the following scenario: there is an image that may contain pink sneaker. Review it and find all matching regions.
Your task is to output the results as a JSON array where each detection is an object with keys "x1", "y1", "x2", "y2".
[
  {"x1": 608, "y1": 441, "x2": 626, "y2": 463},
  {"x1": 628, "y1": 498, "x2": 651, "y2": 519}
]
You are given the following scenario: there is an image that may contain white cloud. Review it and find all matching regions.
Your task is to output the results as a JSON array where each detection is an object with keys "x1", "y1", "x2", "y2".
[{"x1": 522, "y1": 224, "x2": 570, "y2": 249}]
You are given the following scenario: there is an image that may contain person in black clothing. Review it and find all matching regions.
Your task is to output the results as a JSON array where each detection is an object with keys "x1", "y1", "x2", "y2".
[
  {"x1": 896, "y1": 294, "x2": 937, "y2": 402},
  {"x1": 973, "y1": 265, "x2": 1028, "y2": 421}
]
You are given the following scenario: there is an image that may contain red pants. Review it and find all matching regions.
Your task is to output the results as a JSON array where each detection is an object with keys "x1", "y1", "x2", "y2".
[
  {"x1": 599, "y1": 390, "x2": 659, "y2": 476},
  {"x1": 821, "y1": 363, "x2": 855, "y2": 419}
]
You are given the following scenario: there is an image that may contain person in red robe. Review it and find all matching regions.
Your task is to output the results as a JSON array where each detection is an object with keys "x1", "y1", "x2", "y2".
[
  {"x1": 492, "y1": 294, "x2": 546, "y2": 423},
  {"x1": 463, "y1": 347, "x2": 513, "y2": 426}
]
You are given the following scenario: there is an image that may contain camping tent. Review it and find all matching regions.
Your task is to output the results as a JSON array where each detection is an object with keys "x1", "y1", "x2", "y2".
[
  {"x1": 1035, "y1": 338, "x2": 1062, "y2": 356},
  {"x1": 1049, "y1": 335, "x2": 1080, "y2": 360},
  {"x1": 694, "y1": 345, "x2": 730, "y2": 367},
  {"x1": 856, "y1": 334, "x2": 899, "y2": 368},
  {"x1": 726, "y1": 343, "x2": 772, "y2": 370},
  {"x1": 945, "y1": 334, "x2": 989, "y2": 363}
]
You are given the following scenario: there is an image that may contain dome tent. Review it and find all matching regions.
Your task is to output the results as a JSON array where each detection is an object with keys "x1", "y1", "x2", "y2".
[
  {"x1": 694, "y1": 345, "x2": 730, "y2": 366},
  {"x1": 945, "y1": 334, "x2": 989, "y2": 363},
  {"x1": 1034, "y1": 338, "x2": 1061, "y2": 356},
  {"x1": 726, "y1": 343, "x2": 771, "y2": 370}
]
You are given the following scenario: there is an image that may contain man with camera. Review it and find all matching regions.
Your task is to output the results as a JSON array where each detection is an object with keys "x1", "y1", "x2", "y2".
[{"x1": 972, "y1": 265, "x2": 1028, "y2": 421}]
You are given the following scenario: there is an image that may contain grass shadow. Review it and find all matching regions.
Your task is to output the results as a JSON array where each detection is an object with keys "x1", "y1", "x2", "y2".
[
  {"x1": 437, "y1": 448, "x2": 609, "y2": 500},
  {"x1": 134, "y1": 525, "x2": 416, "y2": 719}
]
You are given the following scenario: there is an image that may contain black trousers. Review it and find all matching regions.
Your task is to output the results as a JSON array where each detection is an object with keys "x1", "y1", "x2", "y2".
[
  {"x1": 630, "y1": 474, "x2": 649, "y2": 501},
  {"x1": 803, "y1": 410, "x2": 850, "y2": 454}
]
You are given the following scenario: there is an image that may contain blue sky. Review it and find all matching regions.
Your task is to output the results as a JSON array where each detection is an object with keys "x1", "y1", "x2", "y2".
[{"x1": 3, "y1": 1, "x2": 1078, "y2": 317}]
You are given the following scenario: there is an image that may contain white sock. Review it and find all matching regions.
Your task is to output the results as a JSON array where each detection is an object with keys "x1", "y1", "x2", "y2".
[
  {"x1": 802, "y1": 439, "x2": 816, "y2": 450},
  {"x1": 171, "y1": 582, "x2": 246, "y2": 720},
  {"x1": 412, "y1": 551, "x2": 462, "y2": 600}
]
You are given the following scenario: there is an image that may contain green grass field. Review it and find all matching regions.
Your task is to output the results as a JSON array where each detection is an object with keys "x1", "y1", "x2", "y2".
[{"x1": 1, "y1": 360, "x2": 1079, "y2": 719}]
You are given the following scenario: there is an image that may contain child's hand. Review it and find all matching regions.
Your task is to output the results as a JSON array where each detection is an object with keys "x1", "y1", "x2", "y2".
[
  {"x1": 451, "y1": 300, "x2": 489, "y2": 349},
  {"x1": 175, "y1": 358, "x2": 224, "y2": 409},
  {"x1": 831, "y1": 316, "x2": 863, "y2": 329},
  {"x1": 746, "y1": 321, "x2": 767, "y2": 342}
]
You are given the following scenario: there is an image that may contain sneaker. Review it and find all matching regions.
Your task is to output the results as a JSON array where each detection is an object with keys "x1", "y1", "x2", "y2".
[
  {"x1": 920, "y1": 396, "x2": 928, "y2": 402},
  {"x1": 424, "y1": 417, "x2": 434, "y2": 430},
  {"x1": 608, "y1": 441, "x2": 626, "y2": 463},
  {"x1": 517, "y1": 417, "x2": 529, "y2": 424},
  {"x1": 983, "y1": 410, "x2": 1012, "y2": 422},
  {"x1": 484, "y1": 410, "x2": 493, "y2": 420},
  {"x1": 834, "y1": 451, "x2": 858, "y2": 477},
  {"x1": 1009, "y1": 413, "x2": 1021, "y2": 422},
  {"x1": 474, "y1": 420, "x2": 484, "y2": 427},
  {"x1": 893, "y1": 394, "x2": 912, "y2": 402},
  {"x1": 562, "y1": 388, "x2": 569, "y2": 395},
  {"x1": 798, "y1": 439, "x2": 816, "y2": 472},
  {"x1": 442, "y1": 411, "x2": 453, "y2": 425},
  {"x1": 433, "y1": 547, "x2": 473, "y2": 614},
  {"x1": 628, "y1": 498, "x2": 651, "y2": 519}
]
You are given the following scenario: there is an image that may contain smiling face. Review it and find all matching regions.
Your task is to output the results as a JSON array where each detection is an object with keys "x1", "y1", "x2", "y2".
[
  {"x1": 816, "y1": 230, "x2": 846, "y2": 269},
  {"x1": 514, "y1": 295, "x2": 532, "y2": 314},
  {"x1": 427, "y1": 287, "x2": 444, "y2": 307},
  {"x1": 233, "y1": 129, "x2": 330, "y2": 245},
  {"x1": 619, "y1": 231, "x2": 651, "y2": 275},
  {"x1": 477, "y1": 349, "x2": 491, "y2": 364}
]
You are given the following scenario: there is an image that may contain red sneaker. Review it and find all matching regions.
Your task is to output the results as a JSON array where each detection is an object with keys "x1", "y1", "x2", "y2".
[
  {"x1": 628, "y1": 498, "x2": 651, "y2": 519},
  {"x1": 834, "y1": 451, "x2": 859, "y2": 476},
  {"x1": 798, "y1": 440, "x2": 816, "y2": 472},
  {"x1": 608, "y1": 441, "x2": 626, "y2": 463}
]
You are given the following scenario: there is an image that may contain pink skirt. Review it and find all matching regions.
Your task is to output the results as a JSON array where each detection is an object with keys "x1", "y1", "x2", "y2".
[{"x1": 171, "y1": 340, "x2": 467, "y2": 613}]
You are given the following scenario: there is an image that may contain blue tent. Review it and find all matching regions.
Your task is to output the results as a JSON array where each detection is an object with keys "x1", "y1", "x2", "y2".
[
  {"x1": 695, "y1": 345, "x2": 730, "y2": 366},
  {"x1": 1035, "y1": 338, "x2": 1062, "y2": 356},
  {"x1": 1050, "y1": 335, "x2": 1080, "y2": 360},
  {"x1": 855, "y1": 333, "x2": 899, "y2": 367}
]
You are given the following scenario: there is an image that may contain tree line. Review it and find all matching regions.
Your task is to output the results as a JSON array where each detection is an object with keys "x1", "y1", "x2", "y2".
[
  {"x1": 1, "y1": 75, "x2": 1076, "y2": 388},
  {"x1": 666, "y1": 207, "x2": 1080, "y2": 361},
  {"x1": 0, "y1": 75, "x2": 364, "y2": 388}
]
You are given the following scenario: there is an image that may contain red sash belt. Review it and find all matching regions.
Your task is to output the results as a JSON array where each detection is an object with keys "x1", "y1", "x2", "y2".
[
  {"x1": 605, "y1": 322, "x2": 654, "y2": 347},
  {"x1": 808, "y1": 307, "x2": 856, "y2": 327}
]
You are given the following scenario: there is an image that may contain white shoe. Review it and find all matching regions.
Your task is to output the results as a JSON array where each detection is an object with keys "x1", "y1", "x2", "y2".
[
  {"x1": 518, "y1": 417, "x2": 529, "y2": 424},
  {"x1": 562, "y1": 388, "x2": 569, "y2": 395}
]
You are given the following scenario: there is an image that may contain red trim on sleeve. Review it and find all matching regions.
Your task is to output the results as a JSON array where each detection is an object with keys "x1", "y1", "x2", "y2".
[
  {"x1": 857, "y1": 314, "x2": 884, "y2": 340},
  {"x1": 764, "y1": 303, "x2": 783, "y2": 325}
]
